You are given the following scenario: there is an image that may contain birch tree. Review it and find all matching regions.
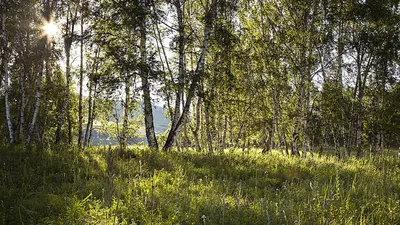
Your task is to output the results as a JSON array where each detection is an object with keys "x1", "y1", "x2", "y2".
[
  {"x1": 1, "y1": 0, "x2": 14, "y2": 144},
  {"x1": 163, "y1": 0, "x2": 218, "y2": 151}
]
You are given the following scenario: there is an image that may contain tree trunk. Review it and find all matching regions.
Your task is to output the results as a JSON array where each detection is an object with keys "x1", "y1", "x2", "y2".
[
  {"x1": 88, "y1": 84, "x2": 97, "y2": 145},
  {"x1": 377, "y1": 61, "x2": 387, "y2": 152},
  {"x1": 262, "y1": 126, "x2": 268, "y2": 153},
  {"x1": 55, "y1": 46, "x2": 71, "y2": 144},
  {"x1": 55, "y1": 3, "x2": 78, "y2": 144},
  {"x1": 302, "y1": 72, "x2": 311, "y2": 158},
  {"x1": 292, "y1": 73, "x2": 305, "y2": 157},
  {"x1": 183, "y1": 93, "x2": 191, "y2": 148},
  {"x1": 337, "y1": 4, "x2": 348, "y2": 157},
  {"x1": 84, "y1": 48, "x2": 100, "y2": 146},
  {"x1": 84, "y1": 82, "x2": 92, "y2": 146},
  {"x1": 140, "y1": 0, "x2": 158, "y2": 150},
  {"x1": 191, "y1": 96, "x2": 202, "y2": 151},
  {"x1": 78, "y1": 7, "x2": 84, "y2": 147},
  {"x1": 18, "y1": 69, "x2": 26, "y2": 143},
  {"x1": 67, "y1": 107, "x2": 72, "y2": 144},
  {"x1": 217, "y1": 107, "x2": 222, "y2": 151},
  {"x1": 355, "y1": 50, "x2": 373, "y2": 157},
  {"x1": 162, "y1": 0, "x2": 217, "y2": 151},
  {"x1": 39, "y1": 39, "x2": 54, "y2": 142},
  {"x1": 26, "y1": 41, "x2": 45, "y2": 144},
  {"x1": 141, "y1": 57, "x2": 158, "y2": 150},
  {"x1": 171, "y1": 0, "x2": 185, "y2": 131},
  {"x1": 222, "y1": 115, "x2": 227, "y2": 151},
  {"x1": 333, "y1": 126, "x2": 340, "y2": 158},
  {"x1": 229, "y1": 116, "x2": 233, "y2": 147},
  {"x1": 205, "y1": 99, "x2": 213, "y2": 153},
  {"x1": 271, "y1": 89, "x2": 278, "y2": 151},
  {"x1": 242, "y1": 131, "x2": 247, "y2": 152},
  {"x1": 16, "y1": 28, "x2": 28, "y2": 143},
  {"x1": 121, "y1": 77, "x2": 130, "y2": 151},
  {"x1": 2, "y1": 12, "x2": 14, "y2": 144},
  {"x1": 283, "y1": 129, "x2": 289, "y2": 155}
]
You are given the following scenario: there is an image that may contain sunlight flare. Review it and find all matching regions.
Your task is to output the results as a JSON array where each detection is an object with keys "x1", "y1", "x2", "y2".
[{"x1": 42, "y1": 19, "x2": 58, "y2": 38}]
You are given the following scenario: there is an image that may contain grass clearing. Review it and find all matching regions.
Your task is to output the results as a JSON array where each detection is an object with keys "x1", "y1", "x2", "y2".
[{"x1": 0, "y1": 145, "x2": 399, "y2": 224}]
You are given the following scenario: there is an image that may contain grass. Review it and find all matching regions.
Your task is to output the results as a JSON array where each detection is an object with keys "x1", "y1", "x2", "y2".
[{"x1": 0, "y1": 145, "x2": 399, "y2": 224}]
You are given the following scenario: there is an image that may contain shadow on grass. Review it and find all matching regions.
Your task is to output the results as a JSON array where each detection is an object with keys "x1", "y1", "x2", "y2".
[{"x1": 0, "y1": 144, "x2": 105, "y2": 224}]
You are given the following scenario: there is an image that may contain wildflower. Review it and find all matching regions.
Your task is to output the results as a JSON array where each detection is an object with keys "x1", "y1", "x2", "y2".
[
  {"x1": 201, "y1": 214, "x2": 207, "y2": 224},
  {"x1": 324, "y1": 198, "x2": 330, "y2": 208}
]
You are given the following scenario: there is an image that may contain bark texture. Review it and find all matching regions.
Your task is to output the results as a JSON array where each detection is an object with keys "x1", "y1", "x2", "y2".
[{"x1": 140, "y1": 0, "x2": 158, "y2": 150}]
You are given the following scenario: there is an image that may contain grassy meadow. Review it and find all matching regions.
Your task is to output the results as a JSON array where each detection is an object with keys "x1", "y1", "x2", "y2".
[{"x1": 0, "y1": 145, "x2": 399, "y2": 224}]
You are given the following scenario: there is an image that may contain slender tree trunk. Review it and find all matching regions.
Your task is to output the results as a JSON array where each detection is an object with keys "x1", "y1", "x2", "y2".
[
  {"x1": 67, "y1": 107, "x2": 72, "y2": 144},
  {"x1": 84, "y1": 48, "x2": 99, "y2": 146},
  {"x1": 121, "y1": 77, "x2": 130, "y2": 151},
  {"x1": 141, "y1": 55, "x2": 158, "y2": 150},
  {"x1": 302, "y1": 72, "x2": 311, "y2": 158},
  {"x1": 275, "y1": 96, "x2": 285, "y2": 154},
  {"x1": 2, "y1": 11, "x2": 14, "y2": 144},
  {"x1": 55, "y1": 47, "x2": 72, "y2": 144},
  {"x1": 242, "y1": 131, "x2": 247, "y2": 152},
  {"x1": 113, "y1": 106, "x2": 121, "y2": 146},
  {"x1": 18, "y1": 69, "x2": 26, "y2": 143},
  {"x1": 234, "y1": 109, "x2": 248, "y2": 149},
  {"x1": 283, "y1": 128, "x2": 289, "y2": 155},
  {"x1": 217, "y1": 106, "x2": 222, "y2": 151},
  {"x1": 183, "y1": 94, "x2": 191, "y2": 148},
  {"x1": 39, "y1": 40, "x2": 53, "y2": 142},
  {"x1": 205, "y1": 99, "x2": 213, "y2": 153},
  {"x1": 55, "y1": 3, "x2": 78, "y2": 144},
  {"x1": 378, "y1": 61, "x2": 387, "y2": 152},
  {"x1": 140, "y1": 0, "x2": 158, "y2": 150},
  {"x1": 262, "y1": 126, "x2": 268, "y2": 153},
  {"x1": 171, "y1": 0, "x2": 185, "y2": 131},
  {"x1": 222, "y1": 115, "x2": 227, "y2": 151},
  {"x1": 355, "y1": 49, "x2": 373, "y2": 157},
  {"x1": 16, "y1": 29, "x2": 28, "y2": 143},
  {"x1": 337, "y1": 4, "x2": 348, "y2": 157},
  {"x1": 271, "y1": 88, "x2": 278, "y2": 151},
  {"x1": 333, "y1": 126, "x2": 340, "y2": 158},
  {"x1": 162, "y1": 0, "x2": 217, "y2": 151},
  {"x1": 191, "y1": 96, "x2": 202, "y2": 151},
  {"x1": 88, "y1": 84, "x2": 97, "y2": 145},
  {"x1": 78, "y1": 7, "x2": 84, "y2": 147},
  {"x1": 168, "y1": 0, "x2": 185, "y2": 149},
  {"x1": 292, "y1": 73, "x2": 305, "y2": 157},
  {"x1": 84, "y1": 81, "x2": 92, "y2": 146},
  {"x1": 26, "y1": 40, "x2": 45, "y2": 144},
  {"x1": 229, "y1": 116, "x2": 233, "y2": 146}
]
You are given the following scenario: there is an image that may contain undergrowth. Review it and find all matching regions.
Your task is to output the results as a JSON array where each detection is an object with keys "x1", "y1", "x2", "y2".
[{"x1": 0, "y1": 145, "x2": 399, "y2": 224}]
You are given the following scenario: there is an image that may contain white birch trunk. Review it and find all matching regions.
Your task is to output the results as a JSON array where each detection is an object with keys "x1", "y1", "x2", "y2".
[
  {"x1": 2, "y1": 11, "x2": 14, "y2": 144},
  {"x1": 140, "y1": 0, "x2": 158, "y2": 149}
]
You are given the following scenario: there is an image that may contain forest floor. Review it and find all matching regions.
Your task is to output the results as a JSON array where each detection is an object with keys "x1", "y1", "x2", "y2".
[{"x1": 0, "y1": 145, "x2": 399, "y2": 224}]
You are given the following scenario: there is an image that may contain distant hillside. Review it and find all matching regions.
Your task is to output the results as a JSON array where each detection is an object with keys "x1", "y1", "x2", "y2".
[
  {"x1": 90, "y1": 102, "x2": 170, "y2": 145},
  {"x1": 152, "y1": 105, "x2": 170, "y2": 134}
]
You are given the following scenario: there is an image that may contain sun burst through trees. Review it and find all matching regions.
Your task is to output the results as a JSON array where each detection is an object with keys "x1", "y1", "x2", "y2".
[{"x1": 42, "y1": 19, "x2": 58, "y2": 38}]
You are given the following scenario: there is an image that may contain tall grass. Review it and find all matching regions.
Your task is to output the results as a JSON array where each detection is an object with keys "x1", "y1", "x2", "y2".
[{"x1": 0, "y1": 145, "x2": 399, "y2": 224}]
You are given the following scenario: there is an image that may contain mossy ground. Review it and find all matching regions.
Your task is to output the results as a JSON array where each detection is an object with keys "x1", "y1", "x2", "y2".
[{"x1": 0, "y1": 145, "x2": 399, "y2": 224}]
